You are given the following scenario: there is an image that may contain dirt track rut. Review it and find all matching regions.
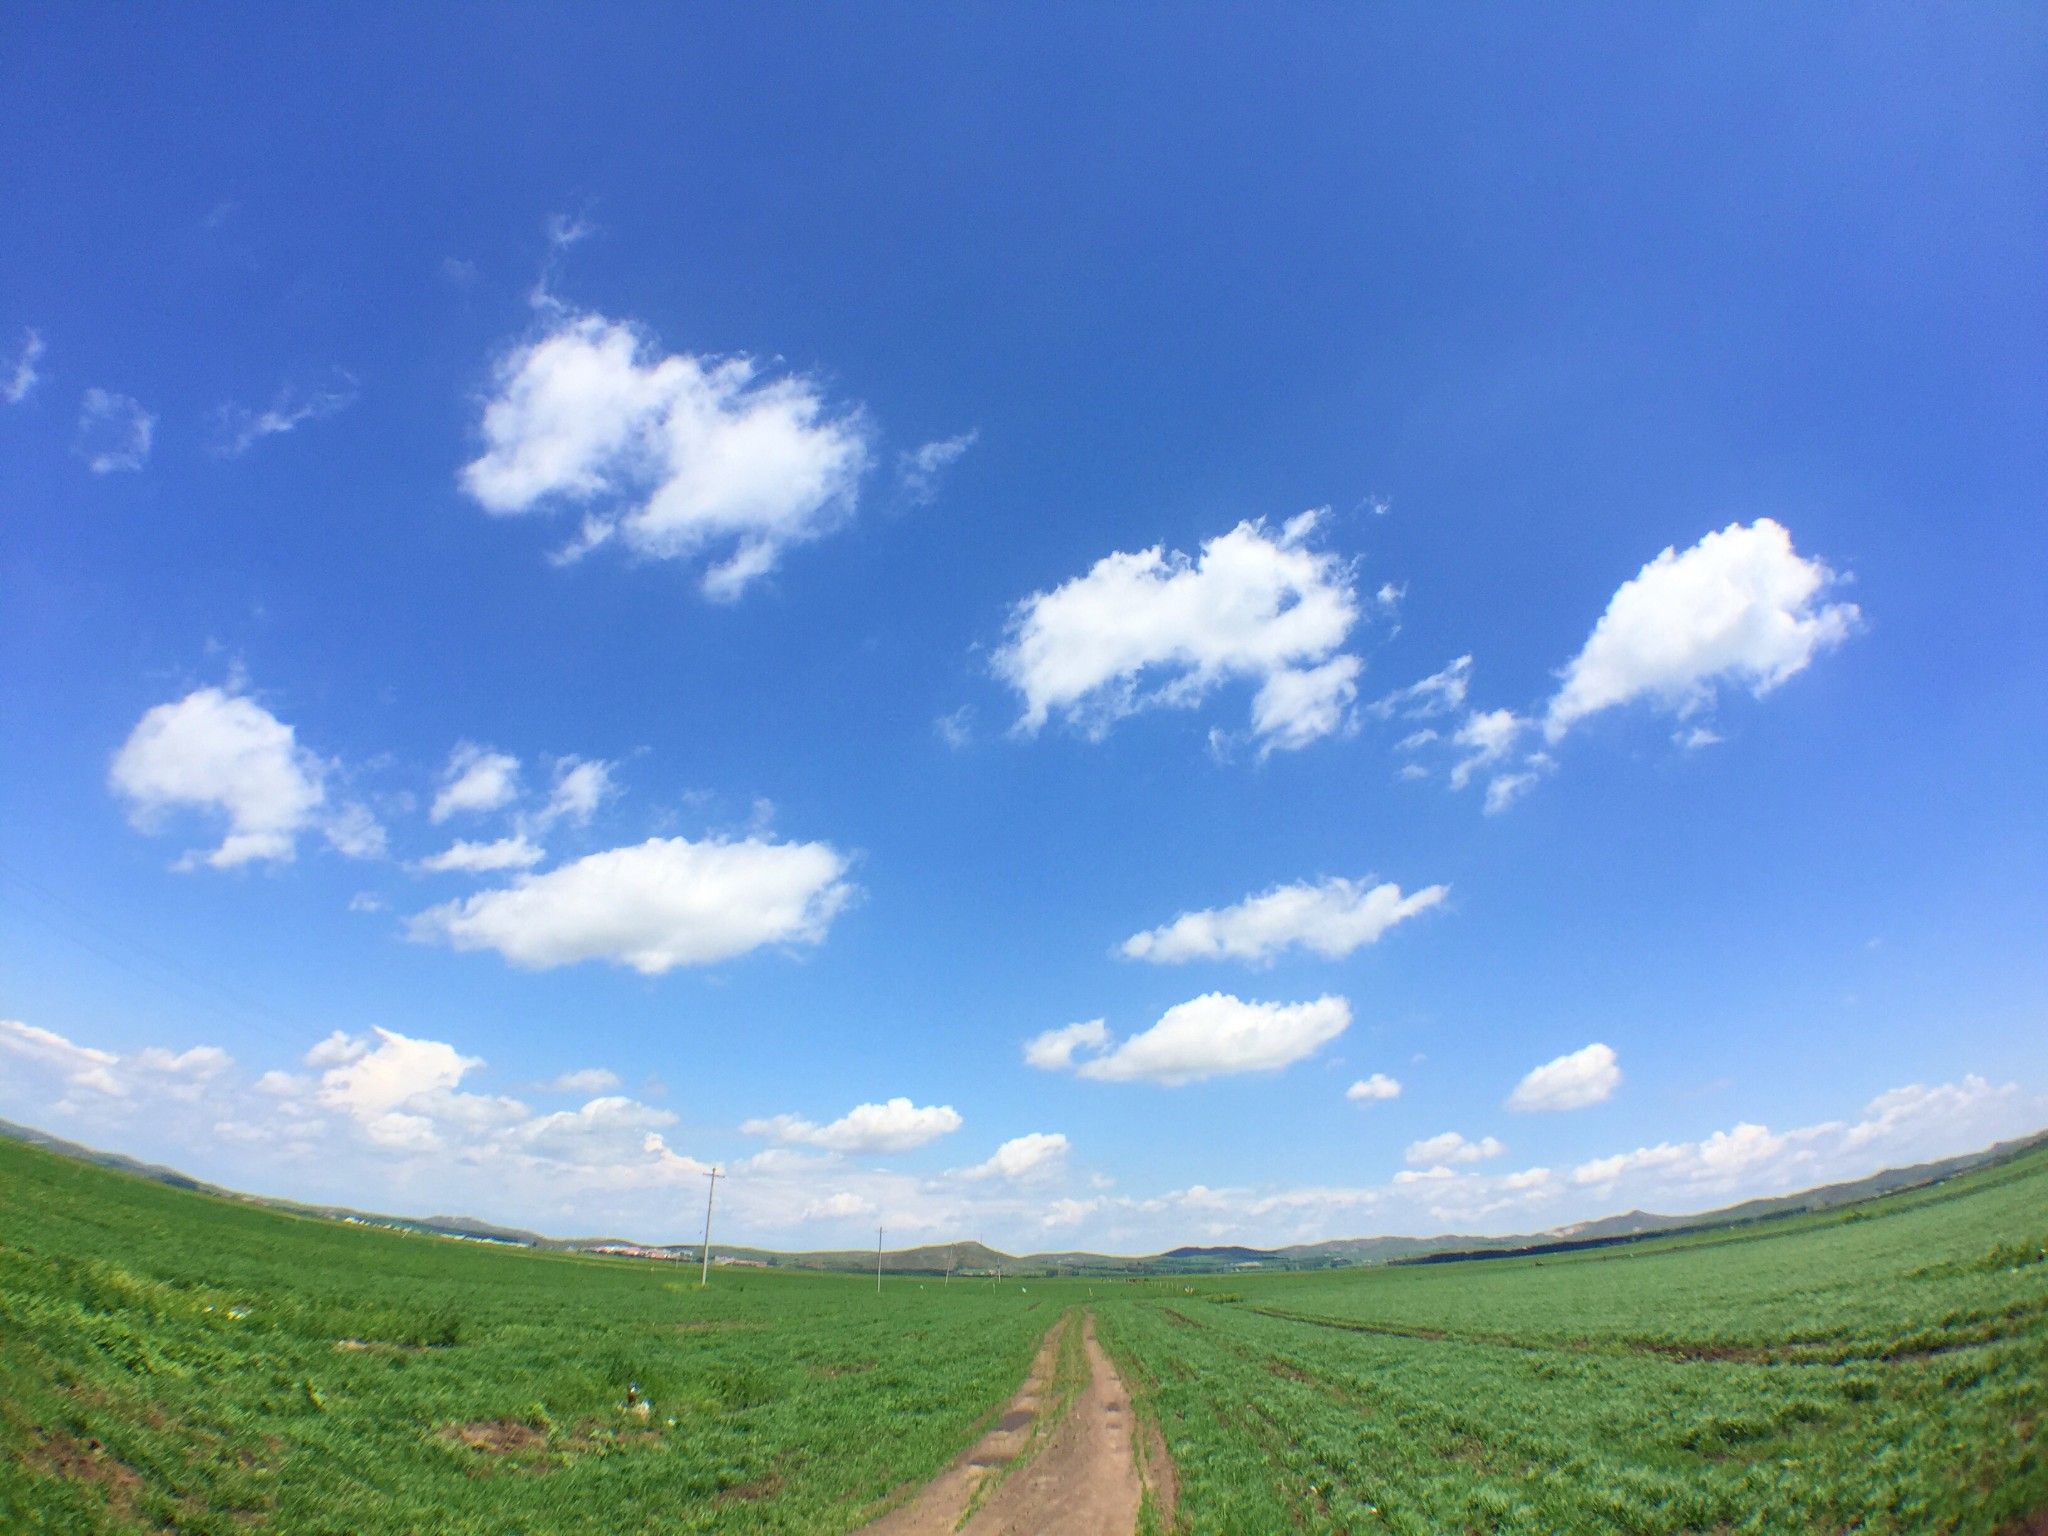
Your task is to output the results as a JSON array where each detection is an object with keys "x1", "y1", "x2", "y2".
[{"x1": 856, "y1": 1310, "x2": 1160, "y2": 1536}]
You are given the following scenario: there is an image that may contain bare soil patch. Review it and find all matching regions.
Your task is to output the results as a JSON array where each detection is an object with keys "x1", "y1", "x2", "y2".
[
  {"x1": 440, "y1": 1419, "x2": 548, "y2": 1455},
  {"x1": 30, "y1": 1432, "x2": 150, "y2": 1523}
]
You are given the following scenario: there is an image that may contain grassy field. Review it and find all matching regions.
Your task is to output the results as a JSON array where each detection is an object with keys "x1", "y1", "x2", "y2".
[
  {"x1": 3, "y1": 1132, "x2": 2044, "y2": 1533},
  {"x1": 1101, "y1": 1145, "x2": 2048, "y2": 1533}
]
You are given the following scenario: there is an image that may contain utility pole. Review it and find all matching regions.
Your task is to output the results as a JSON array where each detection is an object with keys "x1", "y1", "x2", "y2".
[
  {"x1": 698, "y1": 1167, "x2": 722, "y2": 1287},
  {"x1": 875, "y1": 1225, "x2": 884, "y2": 1294}
]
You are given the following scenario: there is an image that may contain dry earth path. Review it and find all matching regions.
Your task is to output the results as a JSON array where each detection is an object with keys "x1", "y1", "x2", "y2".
[{"x1": 856, "y1": 1310, "x2": 1164, "y2": 1536}]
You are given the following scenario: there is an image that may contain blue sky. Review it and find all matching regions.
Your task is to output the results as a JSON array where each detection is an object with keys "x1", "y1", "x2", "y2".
[{"x1": 3, "y1": 6, "x2": 2044, "y2": 1251}]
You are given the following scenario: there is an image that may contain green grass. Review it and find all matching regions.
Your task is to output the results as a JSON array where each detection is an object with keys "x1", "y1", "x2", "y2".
[
  {"x1": 3, "y1": 1133, "x2": 2044, "y2": 1533},
  {"x1": 1098, "y1": 1144, "x2": 2048, "y2": 1533},
  {"x1": 0, "y1": 1137, "x2": 1059, "y2": 1534}
]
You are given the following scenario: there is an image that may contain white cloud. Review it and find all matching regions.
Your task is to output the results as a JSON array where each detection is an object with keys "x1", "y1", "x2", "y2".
[
  {"x1": 536, "y1": 757, "x2": 614, "y2": 829},
  {"x1": 544, "y1": 1067, "x2": 621, "y2": 1095},
  {"x1": 0, "y1": 1018, "x2": 125, "y2": 1098},
  {"x1": 409, "y1": 833, "x2": 853, "y2": 974},
  {"x1": 304, "y1": 1030, "x2": 367, "y2": 1068},
  {"x1": 430, "y1": 743, "x2": 521, "y2": 823},
  {"x1": 1545, "y1": 519, "x2": 1859, "y2": 741},
  {"x1": 741, "y1": 1097, "x2": 963, "y2": 1155},
  {"x1": 803, "y1": 1191, "x2": 875, "y2": 1220},
  {"x1": 1120, "y1": 876, "x2": 1446, "y2": 965},
  {"x1": 993, "y1": 511, "x2": 1363, "y2": 750},
  {"x1": 213, "y1": 375, "x2": 357, "y2": 456},
  {"x1": 323, "y1": 801, "x2": 387, "y2": 860},
  {"x1": 1249, "y1": 655, "x2": 1362, "y2": 756},
  {"x1": 1346, "y1": 1073, "x2": 1402, "y2": 1103},
  {"x1": 1405, "y1": 1131, "x2": 1506, "y2": 1167},
  {"x1": 110, "y1": 687, "x2": 376, "y2": 868},
  {"x1": 898, "y1": 430, "x2": 978, "y2": 503},
  {"x1": 1508, "y1": 1042, "x2": 1621, "y2": 1112},
  {"x1": 1, "y1": 1007, "x2": 2036, "y2": 1254},
  {"x1": 1482, "y1": 771, "x2": 1540, "y2": 815},
  {"x1": 959, "y1": 1132, "x2": 1069, "y2": 1182},
  {"x1": 1840, "y1": 1075, "x2": 2018, "y2": 1154},
  {"x1": 415, "y1": 836, "x2": 546, "y2": 874},
  {"x1": 1371, "y1": 655, "x2": 1471, "y2": 719},
  {"x1": 1022, "y1": 1019, "x2": 1109, "y2": 1072},
  {"x1": 317, "y1": 1027, "x2": 480, "y2": 1119},
  {"x1": 461, "y1": 311, "x2": 870, "y2": 599},
  {"x1": 75, "y1": 388, "x2": 155, "y2": 473},
  {"x1": 934, "y1": 706, "x2": 974, "y2": 751},
  {"x1": 1030, "y1": 993, "x2": 1351, "y2": 1086},
  {"x1": 4, "y1": 329, "x2": 43, "y2": 404},
  {"x1": 0, "y1": 1021, "x2": 235, "y2": 1109},
  {"x1": 1448, "y1": 708, "x2": 1525, "y2": 790}
]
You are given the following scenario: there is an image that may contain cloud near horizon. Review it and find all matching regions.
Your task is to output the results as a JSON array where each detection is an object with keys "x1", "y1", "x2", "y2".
[
  {"x1": 0, "y1": 1016, "x2": 2037, "y2": 1252},
  {"x1": 740, "y1": 1097, "x2": 963, "y2": 1155}
]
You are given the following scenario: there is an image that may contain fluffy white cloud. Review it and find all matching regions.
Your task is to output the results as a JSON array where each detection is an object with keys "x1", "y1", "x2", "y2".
[
  {"x1": 0, "y1": 1019, "x2": 125, "y2": 1098},
  {"x1": 545, "y1": 1067, "x2": 622, "y2": 1095},
  {"x1": 1346, "y1": 1073, "x2": 1402, "y2": 1103},
  {"x1": 1121, "y1": 876, "x2": 1446, "y2": 965},
  {"x1": 213, "y1": 375, "x2": 356, "y2": 457},
  {"x1": 110, "y1": 687, "x2": 377, "y2": 868},
  {"x1": 317, "y1": 1027, "x2": 481, "y2": 1118},
  {"x1": 741, "y1": 1097, "x2": 963, "y2": 1155},
  {"x1": 415, "y1": 836, "x2": 546, "y2": 874},
  {"x1": 431, "y1": 743, "x2": 521, "y2": 823},
  {"x1": 1546, "y1": 519, "x2": 1858, "y2": 740},
  {"x1": 1022, "y1": 1020, "x2": 1109, "y2": 1071},
  {"x1": 1840, "y1": 1075, "x2": 2018, "y2": 1154},
  {"x1": 1405, "y1": 1131, "x2": 1506, "y2": 1167},
  {"x1": 898, "y1": 430, "x2": 978, "y2": 502},
  {"x1": 461, "y1": 311, "x2": 870, "y2": 599},
  {"x1": 4, "y1": 329, "x2": 43, "y2": 404},
  {"x1": 1508, "y1": 1042, "x2": 1621, "y2": 1111},
  {"x1": 75, "y1": 388, "x2": 155, "y2": 472},
  {"x1": 0, "y1": 1021, "x2": 234, "y2": 1108},
  {"x1": 1030, "y1": 993, "x2": 1351, "y2": 1086},
  {"x1": 994, "y1": 511, "x2": 1363, "y2": 750},
  {"x1": 410, "y1": 833, "x2": 853, "y2": 974},
  {"x1": 959, "y1": 1132, "x2": 1070, "y2": 1182}
]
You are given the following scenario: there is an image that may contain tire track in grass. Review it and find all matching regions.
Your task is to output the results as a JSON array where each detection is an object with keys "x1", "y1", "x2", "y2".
[{"x1": 856, "y1": 1310, "x2": 1165, "y2": 1536}]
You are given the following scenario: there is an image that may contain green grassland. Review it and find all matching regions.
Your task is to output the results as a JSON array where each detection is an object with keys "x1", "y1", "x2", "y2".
[
  {"x1": 1102, "y1": 1146, "x2": 2048, "y2": 1533},
  {"x1": 3, "y1": 1132, "x2": 2044, "y2": 1533}
]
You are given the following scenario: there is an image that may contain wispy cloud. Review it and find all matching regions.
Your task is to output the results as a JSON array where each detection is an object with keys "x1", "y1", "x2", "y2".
[
  {"x1": 898, "y1": 430, "x2": 978, "y2": 503},
  {"x1": 4, "y1": 329, "x2": 44, "y2": 404},
  {"x1": 75, "y1": 388, "x2": 155, "y2": 473},
  {"x1": 213, "y1": 374, "x2": 357, "y2": 457}
]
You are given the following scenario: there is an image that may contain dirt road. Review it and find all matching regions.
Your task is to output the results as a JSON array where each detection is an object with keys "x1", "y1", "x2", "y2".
[{"x1": 856, "y1": 1310, "x2": 1165, "y2": 1536}]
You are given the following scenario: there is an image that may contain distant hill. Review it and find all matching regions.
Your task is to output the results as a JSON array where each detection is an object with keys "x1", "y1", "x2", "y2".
[{"x1": 3, "y1": 1115, "x2": 2041, "y2": 1277}]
